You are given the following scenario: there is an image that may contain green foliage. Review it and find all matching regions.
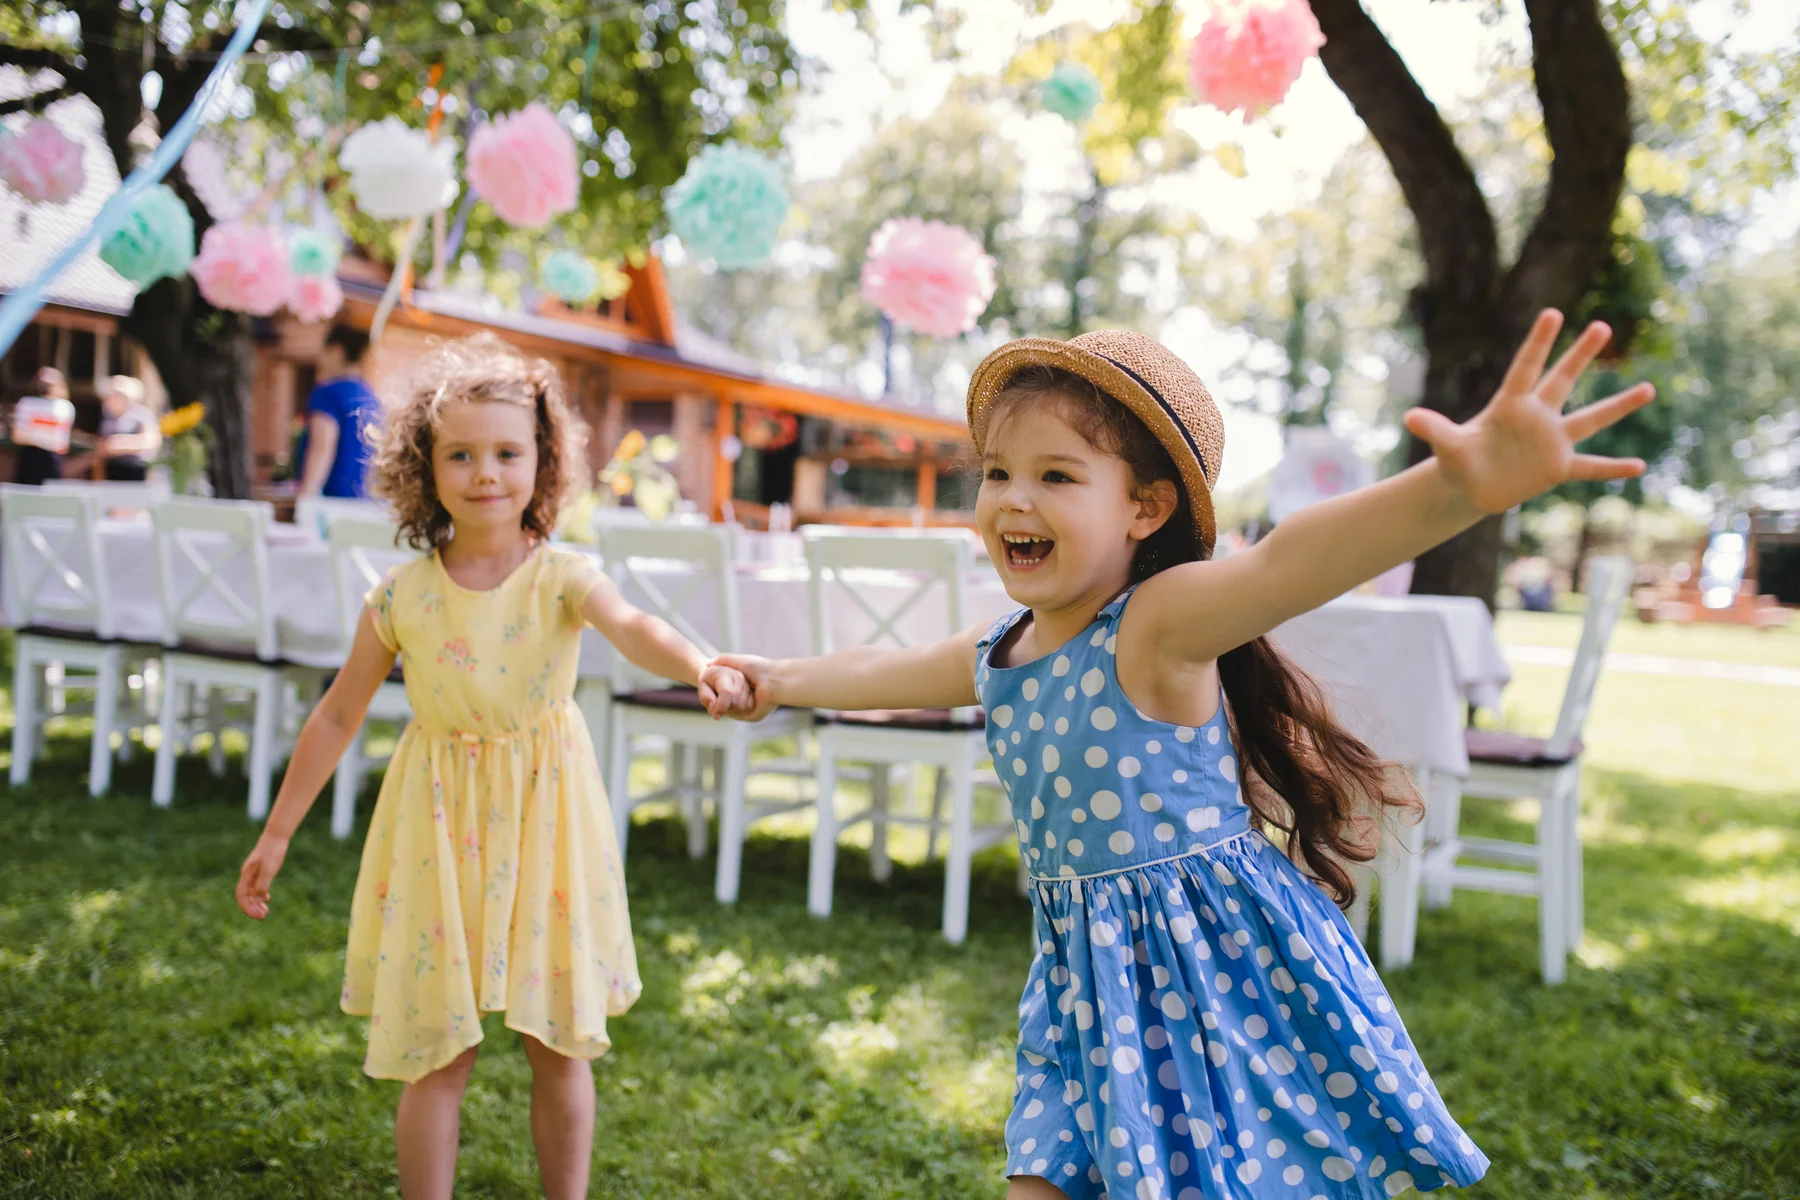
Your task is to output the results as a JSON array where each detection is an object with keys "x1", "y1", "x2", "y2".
[{"x1": 5, "y1": 0, "x2": 816, "y2": 268}]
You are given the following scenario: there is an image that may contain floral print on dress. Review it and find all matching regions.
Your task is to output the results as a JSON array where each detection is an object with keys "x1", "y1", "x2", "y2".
[{"x1": 340, "y1": 547, "x2": 637, "y2": 1083}]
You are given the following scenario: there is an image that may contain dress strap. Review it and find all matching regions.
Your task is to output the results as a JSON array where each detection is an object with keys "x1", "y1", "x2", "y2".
[{"x1": 976, "y1": 606, "x2": 1027, "y2": 653}]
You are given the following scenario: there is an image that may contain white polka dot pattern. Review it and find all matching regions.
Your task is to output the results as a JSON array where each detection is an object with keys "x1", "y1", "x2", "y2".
[{"x1": 980, "y1": 592, "x2": 1488, "y2": 1198}]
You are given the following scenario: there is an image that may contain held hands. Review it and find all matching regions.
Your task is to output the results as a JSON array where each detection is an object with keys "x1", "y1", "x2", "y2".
[
  {"x1": 1403, "y1": 311, "x2": 1656, "y2": 514},
  {"x1": 236, "y1": 834, "x2": 288, "y2": 920},
  {"x1": 707, "y1": 654, "x2": 779, "y2": 721},
  {"x1": 697, "y1": 660, "x2": 755, "y2": 719}
]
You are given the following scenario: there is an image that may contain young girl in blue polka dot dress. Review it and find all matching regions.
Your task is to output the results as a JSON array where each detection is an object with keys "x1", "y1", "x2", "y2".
[{"x1": 720, "y1": 312, "x2": 1653, "y2": 1199}]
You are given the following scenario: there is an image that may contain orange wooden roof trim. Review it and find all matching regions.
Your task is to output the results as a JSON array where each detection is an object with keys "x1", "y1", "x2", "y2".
[{"x1": 342, "y1": 292, "x2": 970, "y2": 442}]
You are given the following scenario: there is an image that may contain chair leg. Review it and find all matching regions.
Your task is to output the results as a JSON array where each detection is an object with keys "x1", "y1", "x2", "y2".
[
  {"x1": 152, "y1": 663, "x2": 181, "y2": 808},
  {"x1": 1377, "y1": 776, "x2": 1427, "y2": 973},
  {"x1": 608, "y1": 709, "x2": 633, "y2": 859},
  {"x1": 246, "y1": 674, "x2": 280, "y2": 821},
  {"x1": 1422, "y1": 778, "x2": 1463, "y2": 910},
  {"x1": 714, "y1": 740, "x2": 750, "y2": 905},
  {"x1": 10, "y1": 645, "x2": 38, "y2": 786},
  {"x1": 808, "y1": 749, "x2": 840, "y2": 919},
  {"x1": 88, "y1": 650, "x2": 121, "y2": 797},
  {"x1": 925, "y1": 766, "x2": 948, "y2": 861},
  {"x1": 943, "y1": 755, "x2": 976, "y2": 945},
  {"x1": 205, "y1": 688, "x2": 227, "y2": 777},
  {"x1": 1537, "y1": 780, "x2": 1570, "y2": 985},
  {"x1": 332, "y1": 727, "x2": 364, "y2": 840},
  {"x1": 686, "y1": 745, "x2": 711, "y2": 862},
  {"x1": 869, "y1": 763, "x2": 893, "y2": 883},
  {"x1": 1558, "y1": 764, "x2": 1584, "y2": 951}
]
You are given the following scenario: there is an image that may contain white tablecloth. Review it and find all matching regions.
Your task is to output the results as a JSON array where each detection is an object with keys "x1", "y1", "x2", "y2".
[
  {"x1": 1271, "y1": 593, "x2": 1509, "y2": 777},
  {"x1": 5, "y1": 518, "x2": 1505, "y2": 774}
]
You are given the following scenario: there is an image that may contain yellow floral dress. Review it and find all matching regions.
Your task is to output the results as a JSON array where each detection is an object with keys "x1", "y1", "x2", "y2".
[{"x1": 341, "y1": 545, "x2": 640, "y2": 1082}]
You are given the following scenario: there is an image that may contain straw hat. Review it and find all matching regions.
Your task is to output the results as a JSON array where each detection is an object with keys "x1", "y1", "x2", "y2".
[{"x1": 966, "y1": 331, "x2": 1225, "y2": 556}]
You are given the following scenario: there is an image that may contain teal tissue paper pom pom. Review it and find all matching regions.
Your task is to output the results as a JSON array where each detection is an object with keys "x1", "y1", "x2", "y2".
[
  {"x1": 288, "y1": 228, "x2": 341, "y2": 278},
  {"x1": 98, "y1": 183, "x2": 195, "y2": 287},
  {"x1": 1041, "y1": 62, "x2": 1103, "y2": 124},
  {"x1": 664, "y1": 143, "x2": 788, "y2": 271},
  {"x1": 541, "y1": 251, "x2": 601, "y2": 304}
]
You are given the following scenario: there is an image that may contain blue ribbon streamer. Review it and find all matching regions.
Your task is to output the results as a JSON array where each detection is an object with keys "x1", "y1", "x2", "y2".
[{"x1": 0, "y1": 0, "x2": 273, "y2": 357}]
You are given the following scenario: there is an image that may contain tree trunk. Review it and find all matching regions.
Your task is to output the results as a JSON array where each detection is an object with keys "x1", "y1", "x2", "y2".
[{"x1": 118, "y1": 276, "x2": 255, "y2": 499}]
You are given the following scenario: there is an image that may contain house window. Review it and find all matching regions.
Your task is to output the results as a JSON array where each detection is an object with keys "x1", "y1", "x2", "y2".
[{"x1": 622, "y1": 399, "x2": 675, "y2": 442}]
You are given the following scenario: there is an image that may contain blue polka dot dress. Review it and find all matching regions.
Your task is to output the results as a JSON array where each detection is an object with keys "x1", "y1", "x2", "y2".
[{"x1": 978, "y1": 590, "x2": 1488, "y2": 1199}]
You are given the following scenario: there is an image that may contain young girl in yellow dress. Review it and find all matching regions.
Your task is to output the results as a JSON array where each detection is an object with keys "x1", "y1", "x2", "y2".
[{"x1": 235, "y1": 333, "x2": 750, "y2": 1199}]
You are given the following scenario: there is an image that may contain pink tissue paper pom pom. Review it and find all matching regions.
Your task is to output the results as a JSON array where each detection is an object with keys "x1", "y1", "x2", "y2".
[
  {"x1": 190, "y1": 222, "x2": 292, "y2": 316},
  {"x1": 1188, "y1": 0, "x2": 1325, "y2": 117},
  {"x1": 859, "y1": 217, "x2": 997, "y2": 339},
  {"x1": 0, "y1": 117, "x2": 86, "y2": 205},
  {"x1": 289, "y1": 273, "x2": 343, "y2": 324},
  {"x1": 466, "y1": 103, "x2": 580, "y2": 229}
]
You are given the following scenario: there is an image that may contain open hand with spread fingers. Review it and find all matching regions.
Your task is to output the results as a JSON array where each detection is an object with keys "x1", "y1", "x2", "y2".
[{"x1": 1402, "y1": 310, "x2": 1657, "y2": 514}]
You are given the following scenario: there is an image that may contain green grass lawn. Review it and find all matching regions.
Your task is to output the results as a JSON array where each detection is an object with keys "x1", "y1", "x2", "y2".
[
  {"x1": 2, "y1": 631, "x2": 1798, "y2": 1198},
  {"x1": 1498, "y1": 608, "x2": 1800, "y2": 669}
]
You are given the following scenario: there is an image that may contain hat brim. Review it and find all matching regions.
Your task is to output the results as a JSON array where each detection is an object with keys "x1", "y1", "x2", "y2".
[{"x1": 966, "y1": 337, "x2": 1217, "y2": 557}]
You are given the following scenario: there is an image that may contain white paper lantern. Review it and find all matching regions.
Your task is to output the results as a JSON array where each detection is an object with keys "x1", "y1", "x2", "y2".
[{"x1": 338, "y1": 116, "x2": 458, "y2": 220}]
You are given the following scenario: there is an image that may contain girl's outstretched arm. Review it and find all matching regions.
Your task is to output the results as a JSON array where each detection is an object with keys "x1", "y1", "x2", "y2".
[
  {"x1": 577, "y1": 573, "x2": 750, "y2": 717},
  {"x1": 1132, "y1": 310, "x2": 1656, "y2": 665},
  {"x1": 236, "y1": 611, "x2": 395, "y2": 919},
  {"x1": 714, "y1": 622, "x2": 986, "y2": 721}
]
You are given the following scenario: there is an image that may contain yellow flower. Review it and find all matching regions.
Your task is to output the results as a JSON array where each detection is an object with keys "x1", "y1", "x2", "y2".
[{"x1": 159, "y1": 402, "x2": 207, "y2": 437}]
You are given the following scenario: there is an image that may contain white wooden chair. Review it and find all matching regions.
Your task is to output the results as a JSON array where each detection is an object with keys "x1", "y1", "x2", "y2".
[
  {"x1": 1417, "y1": 555, "x2": 1633, "y2": 984},
  {"x1": 2, "y1": 486, "x2": 146, "y2": 795},
  {"x1": 43, "y1": 477, "x2": 171, "y2": 515},
  {"x1": 325, "y1": 514, "x2": 416, "y2": 838},
  {"x1": 802, "y1": 529, "x2": 1009, "y2": 945},
  {"x1": 295, "y1": 494, "x2": 391, "y2": 539},
  {"x1": 149, "y1": 497, "x2": 316, "y2": 820},
  {"x1": 598, "y1": 524, "x2": 813, "y2": 903}
]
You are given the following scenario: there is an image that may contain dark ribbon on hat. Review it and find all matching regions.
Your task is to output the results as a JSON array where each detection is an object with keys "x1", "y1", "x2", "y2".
[{"x1": 1094, "y1": 352, "x2": 1210, "y2": 482}]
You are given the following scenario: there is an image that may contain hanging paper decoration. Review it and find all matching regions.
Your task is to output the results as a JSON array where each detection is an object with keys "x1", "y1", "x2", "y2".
[
  {"x1": 467, "y1": 103, "x2": 579, "y2": 229},
  {"x1": 289, "y1": 273, "x2": 344, "y2": 323},
  {"x1": 98, "y1": 183, "x2": 195, "y2": 287},
  {"x1": 1188, "y1": 0, "x2": 1325, "y2": 116},
  {"x1": 664, "y1": 143, "x2": 789, "y2": 270},
  {"x1": 0, "y1": 117, "x2": 86, "y2": 206},
  {"x1": 189, "y1": 221, "x2": 292, "y2": 316},
  {"x1": 338, "y1": 116, "x2": 458, "y2": 220},
  {"x1": 540, "y1": 250, "x2": 602, "y2": 304},
  {"x1": 287, "y1": 227, "x2": 341, "y2": 279},
  {"x1": 859, "y1": 216, "x2": 997, "y2": 338},
  {"x1": 1041, "y1": 63, "x2": 1103, "y2": 125},
  {"x1": 181, "y1": 137, "x2": 244, "y2": 220}
]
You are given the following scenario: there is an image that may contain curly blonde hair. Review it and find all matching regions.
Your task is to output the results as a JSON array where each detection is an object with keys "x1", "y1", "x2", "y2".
[{"x1": 370, "y1": 333, "x2": 589, "y2": 551}]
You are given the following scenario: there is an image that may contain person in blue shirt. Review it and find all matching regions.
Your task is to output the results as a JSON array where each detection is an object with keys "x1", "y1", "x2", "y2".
[{"x1": 299, "y1": 324, "x2": 381, "y2": 498}]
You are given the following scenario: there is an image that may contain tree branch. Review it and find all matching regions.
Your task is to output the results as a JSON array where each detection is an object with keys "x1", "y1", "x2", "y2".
[
  {"x1": 1501, "y1": 0, "x2": 1631, "y2": 317},
  {"x1": 1307, "y1": 0, "x2": 1498, "y2": 310},
  {"x1": 0, "y1": 44, "x2": 79, "y2": 74},
  {"x1": 0, "y1": 83, "x2": 77, "y2": 116}
]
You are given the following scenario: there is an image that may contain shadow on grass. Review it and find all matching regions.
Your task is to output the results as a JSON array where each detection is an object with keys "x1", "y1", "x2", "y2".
[{"x1": 2, "y1": 740, "x2": 1797, "y2": 1198}]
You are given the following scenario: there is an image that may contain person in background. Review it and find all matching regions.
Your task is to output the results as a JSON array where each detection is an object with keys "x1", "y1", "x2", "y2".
[
  {"x1": 11, "y1": 367, "x2": 76, "y2": 486},
  {"x1": 299, "y1": 323, "x2": 381, "y2": 498},
  {"x1": 96, "y1": 375, "x2": 161, "y2": 482}
]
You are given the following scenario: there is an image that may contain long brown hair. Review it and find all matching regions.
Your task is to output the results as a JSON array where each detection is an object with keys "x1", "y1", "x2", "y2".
[
  {"x1": 371, "y1": 333, "x2": 588, "y2": 551},
  {"x1": 990, "y1": 366, "x2": 1417, "y2": 905}
]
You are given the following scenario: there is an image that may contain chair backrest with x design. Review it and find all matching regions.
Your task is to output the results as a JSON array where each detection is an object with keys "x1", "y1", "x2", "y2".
[
  {"x1": 1, "y1": 485, "x2": 115, "y2": 638},
  {"x1": 596, "y1": 523, "x2": 738, "y2": 693},
  {"x1": 43, "y1": 477, "x2": 171, "y2": 515},
  {"x1": 326, "y1": 514, "x2": 414, "y2": 653},
  {"x1": 802, "y1": 529, "x2": 973, "y2": 659},
  {"x1": 1546, "y1": 554, "x2": 1632, "y2": 760},
  {"x1": 150, "y1": 497, "x2": 278, "y2": 660},
  {"x1": 296, "y1": 494, "x2": 392, "y2": 540}
]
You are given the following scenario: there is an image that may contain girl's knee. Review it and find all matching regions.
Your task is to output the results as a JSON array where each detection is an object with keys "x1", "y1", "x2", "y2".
[
  {"x1": 418, "y1": 1045, "x2": 480, "y2": 1090},
  {"x1": 520, "y1": 1034, "x2": 589, "y2": 1078}
]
